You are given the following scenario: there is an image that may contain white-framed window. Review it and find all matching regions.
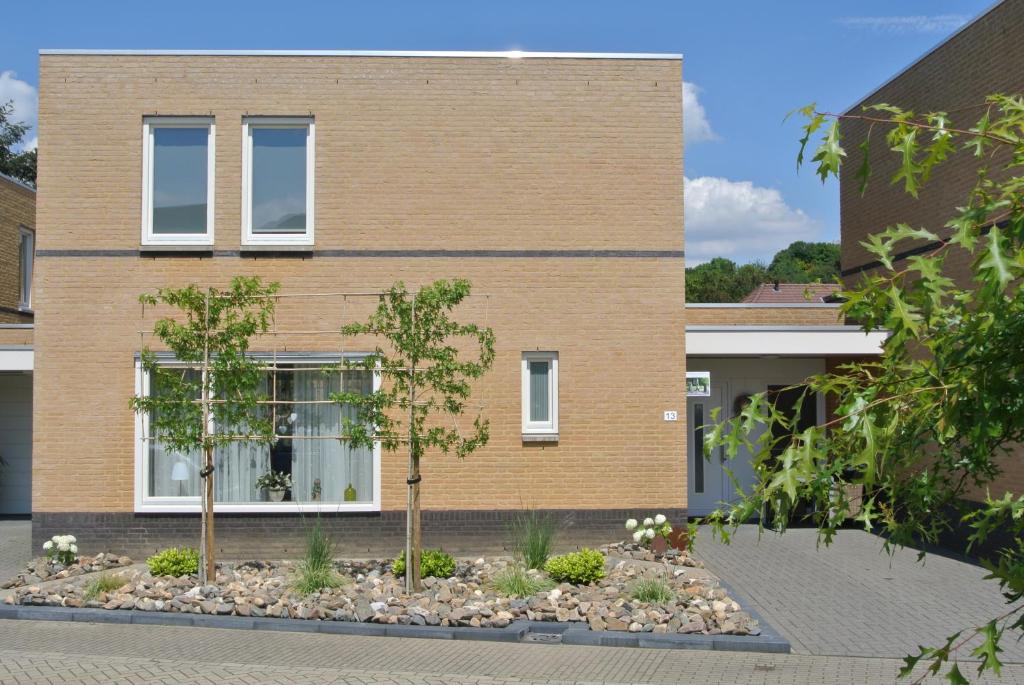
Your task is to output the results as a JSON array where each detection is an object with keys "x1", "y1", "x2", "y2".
[
  {"x1": 522, "y1": 351, "x2": 558, "y2": 436},
  {"x1": 242, "y1": 117, "x2": 315, "y2": 246},
  {"x1": 141, "y1": 117, "x2": 216, "y2": 246},
  {"x1": 17, "y1": 226, "x2": 34, "y2": 311},
  {"x1": 134, "y1": 355, "x2": 381, "y2": 513}
]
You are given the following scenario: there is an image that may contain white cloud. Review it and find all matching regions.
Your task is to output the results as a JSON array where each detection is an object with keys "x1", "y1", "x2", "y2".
[
  {"x1": 682, "y1": 81, "x2": 716, "y2": 144},
  {"x1": 685, "y1": 176, "x2": 821, "y2": 265},
  {"x1": 838, "y1": 15, "x2": 968, "y2": 34},
  {"x1": 0, "y1": 71, "x2": 38, "y2": 152}
]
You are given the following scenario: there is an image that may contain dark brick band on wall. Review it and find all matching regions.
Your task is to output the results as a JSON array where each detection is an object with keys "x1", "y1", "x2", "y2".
[{"x1": 32, "y1": 509, "x2": 688, "y2": 559}]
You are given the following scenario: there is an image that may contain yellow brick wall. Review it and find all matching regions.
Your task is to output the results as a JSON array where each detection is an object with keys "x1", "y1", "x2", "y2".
[
  {"x1": 0, "y1": 176, "x2": 35, "y2": 323},
  {"x1": 35, "y1": 54, "x2": 686, "y2": 514},
  {"x1": 686, "y1": 305, "x2": 842, "y2": 326}
]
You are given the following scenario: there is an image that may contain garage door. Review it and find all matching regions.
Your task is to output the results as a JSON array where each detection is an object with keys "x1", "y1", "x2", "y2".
[{"x1": 0, "y1": 373, "x2": 31, "y2": 515}]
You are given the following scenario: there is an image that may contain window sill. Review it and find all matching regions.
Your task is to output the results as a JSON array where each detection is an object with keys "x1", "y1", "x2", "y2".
[
  {"x1": 522, "y1": 433, "x2": 559, "y2": 443},
  {"x1": 140, "y1": 243, "x2": 214, "y2": 253},
  {"x1": 135, "y1": 501, "x2": 380, "y2": 514},
  {"x1": 240, "y1": 244, "x2": 315, "y2": 254}
]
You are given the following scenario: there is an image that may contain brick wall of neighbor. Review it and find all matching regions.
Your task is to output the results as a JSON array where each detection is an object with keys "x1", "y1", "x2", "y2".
[
  {"x1": 0, "y1": 176, "x2": 35, "y2": 324},
  {"x1": 686, "y1": 305, "x2": 842, "y2": 326},
  {"x1": 34, "y1": 53, "x2": 685, "y2": 555},
  {"x1": 839, "y1": 0, "x2": 1024, "y2": 505}
]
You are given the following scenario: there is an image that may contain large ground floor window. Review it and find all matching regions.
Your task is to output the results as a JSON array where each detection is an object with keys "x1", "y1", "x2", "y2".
[{"x1": 135, "y1": 356, "x2": 380, "y2": 513}]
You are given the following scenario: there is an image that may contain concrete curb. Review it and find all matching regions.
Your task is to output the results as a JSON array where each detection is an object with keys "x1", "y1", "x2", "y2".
[{"x1": 0, "y1": 604, "x2": 790, "y2": 653}]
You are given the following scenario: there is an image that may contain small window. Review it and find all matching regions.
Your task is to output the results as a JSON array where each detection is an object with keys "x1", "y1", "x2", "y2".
[
  {"x1": 242, "y1": 117, "x2": 314, "y2": 245},
  {"x1": 18, "y1": 226, "x2": 34, "y2": 310},
  {"x1": 142, "y1": 117, "x2": 215, "y2": 245},
  {"x1": 522, "y1": 352, "x2": 558, "y2": 436}
]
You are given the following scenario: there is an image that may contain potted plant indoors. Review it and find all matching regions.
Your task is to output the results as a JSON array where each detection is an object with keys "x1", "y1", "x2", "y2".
[{"x1": 256, "y1": 470, "x2": 292, "y2": 502}]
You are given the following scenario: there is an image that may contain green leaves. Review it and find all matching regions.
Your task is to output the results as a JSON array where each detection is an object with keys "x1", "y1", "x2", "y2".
[
  {"x1": 977, "y1": 225, "x2": 1014, "y2": 290},
  {"x1": 811, "y1": 120, "x2": 845, "y2": 181}
]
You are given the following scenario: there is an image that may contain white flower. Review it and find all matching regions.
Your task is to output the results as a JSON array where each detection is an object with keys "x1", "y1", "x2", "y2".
[
  {"x1": 643, "y1": 518, "x2": 654, "y2": 528},
  {"x1": 632, "y1": 530, "x2": 644, "y2": 543},
  {"x1": 67, "y1": 535, "x2": 77, "y2": 544},
  {"x1": 625, "y1": 518, "x2": 638, "y2": 531},
  {"x1": 69, "y1": 544, "x2": 78, "y2": 554},
  {"x1": 57, "y1": 542, "x2": 69, "y2": 552},
  {"x1": 42, "y1": 541, "x2": 53, "y2": 551},
  {"x1": 644, "y1": 528, "x2": 656, "y2": 540},
  {"x1": 654, "y1": 514, "x2": 667, "y2": 525}
]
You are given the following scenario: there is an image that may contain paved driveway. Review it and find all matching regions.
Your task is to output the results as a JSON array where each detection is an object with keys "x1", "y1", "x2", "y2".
[
  {"x1": 692, "y1": 524, "x2": 1024, "y2": 662},
  {"x1": 0, "y1": 520, "x2": 29, "y2": 582}
]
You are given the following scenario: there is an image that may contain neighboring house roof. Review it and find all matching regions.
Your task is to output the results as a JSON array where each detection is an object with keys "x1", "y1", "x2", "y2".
[
  {"x1": 0, "y1": 172, "x2": 36, "y2": 193},
  {"x1": 741, "y1": 283, "x2": 840, "y2": 304}
]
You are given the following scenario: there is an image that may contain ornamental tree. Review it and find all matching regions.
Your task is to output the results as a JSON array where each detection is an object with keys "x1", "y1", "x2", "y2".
[
  {"x1": 131, "y1": 276, "x2": 279, "y2": 582},
  {"x1": 702, "y1": 94, "x2": 1024, "y2": 683},
  {"x1": 335, "y1": 279, "x2": 495, "y2": 592}
]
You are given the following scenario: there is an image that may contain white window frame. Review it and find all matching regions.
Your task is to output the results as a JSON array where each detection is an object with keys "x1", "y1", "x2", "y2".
[
  {"x1": 521, "y1": 351, "x2": 559, "y2": 436},
  {"x1": 17, "y1": 226, "x2": 34, "y2": 311},
  {"x1": 133, "y1": 355, "x2": 381, "y2": 513},
  {"x1": 241, "y1": 117, "x2": 315, "y2": 246},
  {"x1": 141, "y1": 116, "x2": 216, "y2": 246}
]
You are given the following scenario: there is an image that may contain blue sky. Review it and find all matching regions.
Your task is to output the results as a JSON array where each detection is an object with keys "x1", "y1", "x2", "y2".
[{"x1": 0, "y1": 0, "x2": 995, "y2": 263}]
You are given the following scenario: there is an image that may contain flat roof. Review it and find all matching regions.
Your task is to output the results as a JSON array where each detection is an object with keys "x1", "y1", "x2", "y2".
[{"x1": 40, "y1": 49, "x2": 681, "y2": 60}]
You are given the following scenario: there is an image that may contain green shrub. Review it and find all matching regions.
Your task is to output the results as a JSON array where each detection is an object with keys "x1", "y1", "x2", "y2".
[
  {"x1": 392, "y1": 549, "x2": 456, "y2": 578},
  {"x1": 492, "y1": 565, "x2": 555, "y2": 597},
  {"x1": 293, "y1": 517, "x2": 345, "y2": 595},
  {"x1": 629, "y1": 578, "x2": 675, "y2": 604},
  {"x1": 146, "y1": 547, "x2": 200, "y2": 577},
  {"x1": 508, "y1": 510, "x2": 557, "y2": 570},
  {"x1": 544, "y1": 548, "x2": 606, "y2": 585},
  {"x1": 83, "y1": 572, "x2": 126, "y2": 601}
]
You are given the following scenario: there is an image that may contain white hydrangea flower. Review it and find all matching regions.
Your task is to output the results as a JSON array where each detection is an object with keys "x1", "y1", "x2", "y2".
[
  {"x1": 57, "y1": 542, "x2": 70, "y2": 552},
  {"x1": 644, "y1": 528, "x2": 656, "y2": 540},
  {"x1": 67, "y1": 535, "x2": 77, "y2": 544},
  {"x1": 42, "y1": 540, "x2": 53, "y2": 551},
  {"x1": 654, "y1": 514, "x2": 667, "y2": 525},
  {"x1": 69, "y1": 544, "x2": 78, "y2": 554},
  {"x1": 632, "y1": 530, "x2": 644, "y2": 543},
  {"x1": 625, "y1": 518, "x2": 638, "y2": 531},
  {"x1": 643, "y1": 517, "x2": 654, "y2": 528}
]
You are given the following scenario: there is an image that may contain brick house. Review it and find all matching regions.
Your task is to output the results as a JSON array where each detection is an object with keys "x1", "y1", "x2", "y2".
[
  {"x1": 0, "y1": 172, "x2": 35, "y2": 516},
  {"x1": 840, "y1": 0, "x2": 1024, "y2": 505},
  {"x1": 32, "y1": 50, "x2": 691, "y2": 556}
]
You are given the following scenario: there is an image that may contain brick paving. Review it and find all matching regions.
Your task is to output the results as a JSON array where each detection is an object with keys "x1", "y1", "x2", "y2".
[
  {"x1": 2, "y1": 620, "x2": 1023, "y2": 684},
  {"x1": 692, "y1": 525, "x2": 1024, "y2": 662}
]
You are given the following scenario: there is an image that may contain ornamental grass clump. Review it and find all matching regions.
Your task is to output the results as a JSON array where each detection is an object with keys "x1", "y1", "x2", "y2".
[
  {"x1": 543, "y1": 549, "x2": 606, "y2": 585},
  {"x1": 146, "y1": 547, "x2": 200, "y2": 577},
  {"x1": 43, "y1": 534, "x2": 78, "y2": 566},
  {"x1": 629, "y1": 578, "x2": 675, "y2": 604},
  {"x1": 508, "y1": 509, "x2": 557, "y2": 570},
  {"x1": 492, "y1": 565, "x2": 555, "y2": 598},
  {"x1": 83, "y1": 572, "x2": 126, "y2": 601},
  {"x1": 392, "y1": 549, "x2": 455, "y2": 579},
  {"x1": 292, "y1": 517, "x2": 345, "y2": 595}
]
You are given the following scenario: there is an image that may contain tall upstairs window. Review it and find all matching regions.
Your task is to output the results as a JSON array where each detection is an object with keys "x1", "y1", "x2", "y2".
[
  {"x1": 242, "y1": 117, "x2": 314, "y2": 246},
  {"x1": 142, "y1": 117, "x2": 215, "y2": 246},
  {"x1": 522, "y1": 352, "x2": 559, "y2": 439},
  {"x1": 18, "y1": 226, "x2": 33, "y2": 310}
]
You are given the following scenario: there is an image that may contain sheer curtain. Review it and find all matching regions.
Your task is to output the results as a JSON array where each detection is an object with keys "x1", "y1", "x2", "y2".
[
  {"x1": 292, "y1": 369, "x2": 373, "y2": 503},
  {"x1": 149, "y1": 442, "x2": 201, "y2": 497},
  {"x1": 215, "y1": 374, "x2": 271, "y2": 503}
]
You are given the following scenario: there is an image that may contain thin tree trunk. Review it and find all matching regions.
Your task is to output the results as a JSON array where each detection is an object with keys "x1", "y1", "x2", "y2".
[{"x1": 204, "y1": 443, "x2": 215, "y2": 582}]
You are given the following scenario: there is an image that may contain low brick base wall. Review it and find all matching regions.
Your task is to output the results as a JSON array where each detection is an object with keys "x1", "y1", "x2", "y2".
[{"x1": 32, "y1": 509, "x2": 687, "y2": 560}]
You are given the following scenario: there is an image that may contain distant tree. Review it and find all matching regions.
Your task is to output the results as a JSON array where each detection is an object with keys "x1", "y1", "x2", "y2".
[
  {"x1": 686, "y1": 258, "x2": 769, "y2": 302},
  {"x1": 767, "y1": 241, "x2": 840, "y2": 283},
  {"x1": 0, "y1": 101, "x2": 36, "y2": 186}
]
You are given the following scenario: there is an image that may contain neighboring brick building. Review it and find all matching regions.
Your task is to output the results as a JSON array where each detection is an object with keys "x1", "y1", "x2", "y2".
[
  {"x1": 34, "y1": 50, "x2": 686, "y2": 556},
  {"x1": 0, "y1": 173, "x2": 35, "y2": 517},
  {"x1": 840, "y1": 0, "x2": 1024, "y2": 502}
]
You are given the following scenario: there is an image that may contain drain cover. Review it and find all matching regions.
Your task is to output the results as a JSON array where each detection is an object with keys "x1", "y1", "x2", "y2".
[{"x1": 522, "y1": 632, "x2": 563, "y2": 644}]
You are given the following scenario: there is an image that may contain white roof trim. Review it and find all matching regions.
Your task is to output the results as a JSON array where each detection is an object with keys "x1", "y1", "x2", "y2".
[
  {"x1": 687, "y1": 327, "x2": 887, "y2": 357},
  {"x1": 0, "y1": 172, "x2": 35, "y2": 193},
  {"x1": 0, "y1": 348, "x2": 33, "y2": 371},
  {"x1": 687, "y1": 303, "x2": 839, "y2": 309},
  {"x1": 40, "y1": 49, "x2": 681, "y2": 60}
]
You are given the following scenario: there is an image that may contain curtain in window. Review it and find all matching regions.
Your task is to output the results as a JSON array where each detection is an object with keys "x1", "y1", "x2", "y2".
[
  {"x1": 150, "y1": 442, "x2": 201, "y2": 497},
  {"x1": 291, "y1": 369, "x2": 373, "y2": 503}
]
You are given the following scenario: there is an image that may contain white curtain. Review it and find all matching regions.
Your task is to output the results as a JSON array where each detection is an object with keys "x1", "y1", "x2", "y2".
[
  {"x1": 149, "y1": 442, "x2": 201, "y2": 497},
  {"x1": 292, "y1": 369, "x2": 373, "y2": 503}
]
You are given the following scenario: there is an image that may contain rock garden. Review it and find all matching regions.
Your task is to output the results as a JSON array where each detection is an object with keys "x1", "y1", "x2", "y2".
[{"x1": 3, "y1": 517, "x2": 760, "y2": 637}]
